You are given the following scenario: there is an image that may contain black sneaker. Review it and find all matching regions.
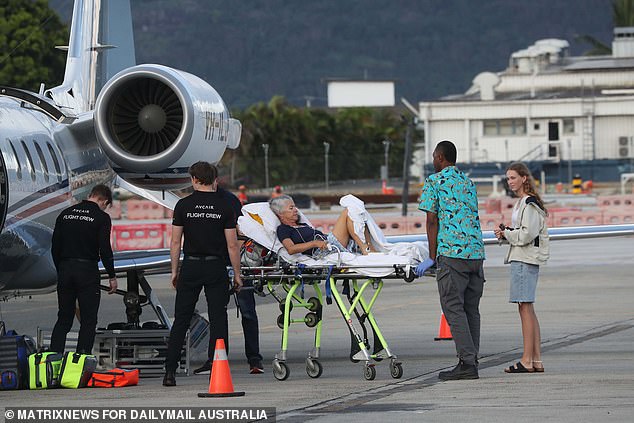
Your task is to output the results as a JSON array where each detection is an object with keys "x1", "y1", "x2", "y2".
[
  {"x1": 193, "y1": 361, "x2": 212, "y2": 375},
  {"x1": 438, "y1": 361, "x2": 479, "y2": 381},
  {"x1": 249, "y1": 362, "x2": 264, "y2": 374},
  {"x1": 162, "y1": 370, "x2": 176, "y2": 387}
]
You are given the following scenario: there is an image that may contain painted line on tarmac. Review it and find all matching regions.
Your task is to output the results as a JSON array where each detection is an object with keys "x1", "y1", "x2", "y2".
[{"x1": 275, "y1": 318, "x2": 634, "y2": 422}]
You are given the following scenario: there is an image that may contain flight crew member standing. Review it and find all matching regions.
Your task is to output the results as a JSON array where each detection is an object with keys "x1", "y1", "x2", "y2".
[
  {"x1": 193, "y1": 186, "x2": 264, "y2": 375},
  {"x1": 163, "y1": 162, "x2": 242, "y2": 387},
  {"x1": 50, "y1": 184, "x2": 118, "y2": 354},
  {"x1": 417, "y1": 140, "x2": 485, "y2": 381}
]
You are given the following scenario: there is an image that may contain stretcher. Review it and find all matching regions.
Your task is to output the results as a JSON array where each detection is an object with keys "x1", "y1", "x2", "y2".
[{"x1": 237, "y1": 196, "x2": 428, "y2": 381}]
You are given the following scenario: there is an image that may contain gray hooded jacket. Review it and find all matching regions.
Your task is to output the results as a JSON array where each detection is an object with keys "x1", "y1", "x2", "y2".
[{"x1": 503, "y1": 196, "x2": 550, "y2": 266}]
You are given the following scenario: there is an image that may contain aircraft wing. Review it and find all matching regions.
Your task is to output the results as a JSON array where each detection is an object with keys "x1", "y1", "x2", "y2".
[
  {"x1": 384, "y1": 224, "x2": 634, "y2": 245},
  {"x1": 100, "y1": 223, "x2": 634, "y2": 276},
  {"x1": 100, "y1": 249, "x2": 172, "y2": 277}
]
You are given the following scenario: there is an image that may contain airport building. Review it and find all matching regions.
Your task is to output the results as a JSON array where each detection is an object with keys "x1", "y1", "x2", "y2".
[{"x1": 416, "y1": 27, "x2": 634, "y2": 182}]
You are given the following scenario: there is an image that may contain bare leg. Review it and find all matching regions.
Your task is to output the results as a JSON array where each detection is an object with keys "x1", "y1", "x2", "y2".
[
  {"x1": 531, "y1": 305, "x2": 542, "y2": 370},
  {"x1": 331, "y1": 209, "x2": 370, "y2": 254},
  {"x1": 518, "y1": 303, "x2": 538, "y2": 369}
]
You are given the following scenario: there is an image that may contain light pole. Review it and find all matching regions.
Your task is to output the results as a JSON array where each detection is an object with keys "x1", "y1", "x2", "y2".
[
  {"x1": 262, "y1": 143, "x2": 270, "y2": 189},
  {"x1": 382, "y1": 139, "x2": 391, "y2": 185},
  {"x1": 323, "y1": 142, "x2": 330, "y2": 191}
]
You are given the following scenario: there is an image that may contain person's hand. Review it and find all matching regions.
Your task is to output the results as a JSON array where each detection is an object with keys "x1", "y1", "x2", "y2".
[
  {"x1": 233, "y1": 274, "x2": 243, "y2": 293},
  {"x1": 108, "y1": 278, "x2": 118, "y2": 294},
  {"x1": 170, "y1": 272, "x2": 179, "y2": 289},
  {"x1": 415, "y1": 258, "x2": 435, "y2": 277},
  {"x1": 494, "y1": 223, "x2": 506, "y2": 240},
  {"x1": 314, "y1": 240, "x2": 328, "y2": 250}
]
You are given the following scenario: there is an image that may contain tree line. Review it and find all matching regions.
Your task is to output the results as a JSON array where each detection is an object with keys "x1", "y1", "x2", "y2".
[{"x1": 225, "y1": 96, "x2": 418, "y2": 188}]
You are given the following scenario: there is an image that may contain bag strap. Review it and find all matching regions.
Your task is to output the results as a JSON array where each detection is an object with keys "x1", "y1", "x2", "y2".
[
  {"x1": 35, "y1": 353, "x2": 43, "y2": 388},
  {"x1": 89, "y1": 374, "x2": 116, "y2": 387}
]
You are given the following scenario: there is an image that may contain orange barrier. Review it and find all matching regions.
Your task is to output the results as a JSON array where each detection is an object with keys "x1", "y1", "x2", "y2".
[
  {"x1": 112, "y1": 223, "x2": 166, "y2": 251},
  {"x1": 125, "y1": 199, "x2": 166, "y2": 220},
  {"x1": 198, "y1": 338, "x2": 244, "y2": 398}
]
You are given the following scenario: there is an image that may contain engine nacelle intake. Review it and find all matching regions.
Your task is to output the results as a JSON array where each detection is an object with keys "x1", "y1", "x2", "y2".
[{"x1": 94, "y1": 64, "x2": 241, "y2": 189}]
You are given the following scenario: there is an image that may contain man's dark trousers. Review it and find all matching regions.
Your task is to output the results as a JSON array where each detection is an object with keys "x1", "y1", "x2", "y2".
[
  {"x1": 50, "y1": 260, "x2": 101, "y2": 354},
  {"x1": 436, "y1": 255, "x2": 485, "y2": 366},
  {"x1": 165, "y1": 259, "x2": 229, "y2": 372}
]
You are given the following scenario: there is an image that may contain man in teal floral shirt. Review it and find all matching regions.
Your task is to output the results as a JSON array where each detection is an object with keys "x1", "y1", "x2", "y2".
[{"x1": 418, "y1": 140, "x2": 485, "y2": 381}]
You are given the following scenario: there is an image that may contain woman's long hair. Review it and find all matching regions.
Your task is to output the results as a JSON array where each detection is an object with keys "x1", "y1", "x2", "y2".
[{"x1": 507, "y1": 162, "x2": 547, "y2": 213}]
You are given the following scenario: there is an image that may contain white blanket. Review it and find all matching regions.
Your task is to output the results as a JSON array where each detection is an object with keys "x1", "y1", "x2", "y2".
[{"x1": 238, "y1": 197, "x2": 428, "y2": 278}]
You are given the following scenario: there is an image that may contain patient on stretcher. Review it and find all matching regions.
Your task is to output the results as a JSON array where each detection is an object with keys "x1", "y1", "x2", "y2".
[
  {"x1": 237, "y1": 194, "x2": 428, "y2": 277},
  {"x1": 269, "y1": 194, "x2": 375, "y2": 258}
]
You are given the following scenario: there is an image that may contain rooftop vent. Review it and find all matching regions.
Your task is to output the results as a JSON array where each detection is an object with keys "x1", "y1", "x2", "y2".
[{"x1": 613, "y1": 27, "x2": 634, "y2": 58}]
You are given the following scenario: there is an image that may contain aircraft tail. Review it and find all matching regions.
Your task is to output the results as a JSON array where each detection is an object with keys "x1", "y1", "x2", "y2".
[{"x1": 46, "y1": 0, "x2": 136, "y2": 113}]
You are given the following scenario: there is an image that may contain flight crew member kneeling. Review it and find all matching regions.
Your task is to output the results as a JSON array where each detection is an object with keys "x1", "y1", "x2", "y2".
[
  {"x1": 50, "y1": 184, "x2": 118, "y2": 354},
  {"x1": 163, "y1": 162, "x2": 242, "y2": 387}
]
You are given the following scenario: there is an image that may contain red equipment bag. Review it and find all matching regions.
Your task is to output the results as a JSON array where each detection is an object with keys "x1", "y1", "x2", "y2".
[{"x1": 88, "y1": 368, "x2": 139, "y2": 388}]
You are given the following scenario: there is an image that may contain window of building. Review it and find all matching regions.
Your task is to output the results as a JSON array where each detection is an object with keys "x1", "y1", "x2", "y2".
[
  {"x1": 534, "y1": 123, "x2": 540, "y2": 131},
  {"x1": 20, "y1": 140, "x2": 36, "y2": 182},
  {"x1": 563, "y1": 119, "x2": 575, "y2": 134},
  {"x1": 483, "y1": 119, "x2": 527, "y2": 136},
  {"x1": 34, "y1": 142, "x2": 50, "y2": 183}
]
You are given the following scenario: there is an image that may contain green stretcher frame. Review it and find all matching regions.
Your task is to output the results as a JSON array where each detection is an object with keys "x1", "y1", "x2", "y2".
[{"x1": 267, "y1": 274, "x2": 403, "y2": 382}]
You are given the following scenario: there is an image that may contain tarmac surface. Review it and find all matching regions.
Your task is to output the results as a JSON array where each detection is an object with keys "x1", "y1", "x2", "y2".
[{"x1": 1, "y1": 236, "x2": 633, "y2": 422}]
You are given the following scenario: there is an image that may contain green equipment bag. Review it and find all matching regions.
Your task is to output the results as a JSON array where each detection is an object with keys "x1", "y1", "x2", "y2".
[
  {"x1": 28, "y1": 352, "x2": 63, "y2": 389},
  {"x1": 59, "y1": 352, "x2": 97, "y2": 389}
]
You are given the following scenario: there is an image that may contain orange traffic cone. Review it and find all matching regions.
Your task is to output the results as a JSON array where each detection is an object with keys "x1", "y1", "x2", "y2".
[
  {"x1": 198, "y1": 338, "x2": 245, "y2": 397},
  {"x1": 434, "y1": 312, "x2": 453, "y2": 341}
]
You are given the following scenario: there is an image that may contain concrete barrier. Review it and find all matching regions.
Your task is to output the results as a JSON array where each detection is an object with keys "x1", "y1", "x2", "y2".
[
  {"x1": 125, "y1": 199, "x2": 166, "y2": 220},
  {"x1": 112, "y1": 223, "x2": 166, "y2": 251},
  {"x1": 597, "y1": 194, "x2": 634, "y2": 209},
  {"x1": 551, "y1": 211, "x2": 603, "y2": 227}
]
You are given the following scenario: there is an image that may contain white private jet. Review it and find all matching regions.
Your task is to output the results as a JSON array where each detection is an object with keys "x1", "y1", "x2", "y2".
[{"x1": 0, "y1": 0, "x2": 240, "y2": 326}]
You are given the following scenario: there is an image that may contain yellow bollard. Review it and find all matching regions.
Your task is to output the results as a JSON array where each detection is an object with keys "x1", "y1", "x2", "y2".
[{"x1": 572, "y1": 174, "x2": 582, "y2": 194}]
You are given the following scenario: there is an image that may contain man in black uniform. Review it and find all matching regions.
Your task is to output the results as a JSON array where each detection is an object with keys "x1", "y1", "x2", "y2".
[
  {"x1": 163, "y1": 162, "x2": 243, "y2": 387},
  {"x1": 192, "y1": 186, "x2": 264, "y2": 375},
  {"x1": 50, "y1": 184, "x2": 118, "y2": 354}
]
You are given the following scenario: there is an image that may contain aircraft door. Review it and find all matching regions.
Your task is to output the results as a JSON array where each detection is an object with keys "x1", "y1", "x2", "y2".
[{"x1": 0, "y1": 150, "x2": 7, "y2": 230}]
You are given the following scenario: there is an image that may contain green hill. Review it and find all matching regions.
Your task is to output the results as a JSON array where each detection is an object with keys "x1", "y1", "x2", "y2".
[{"x1": 49, "y1": 0, "x2": 614, "y2": 109}]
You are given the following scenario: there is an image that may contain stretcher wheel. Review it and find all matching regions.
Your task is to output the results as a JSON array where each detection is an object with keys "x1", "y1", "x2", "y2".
[
  {"x1": 307, "y1": 297, "x2": 321, "y2": 311},
  {"x1": 304, "y1": 312, "x2": 318, "y2": 328},
  {"x1": 363, "y1": 364, "x2": 376, "y2": 381},
  {"x1": 404, "y1": 269, "x2": 416, "y2": 283},
  {"x1": 276, "y1": 314, "x2": 285, "y2": 329},
  {"x1": 305, "y1": 358, "x2": 323, "y2": 378},
  {"x1": 390, "y1": 362, "x2": 403, "y2": 379},
  {"x1": 279, "y1": 300, "x2": 293, "y2": 312},
  {"x1": 273, "y1": 361, "x2": 290, "y2": 381}
]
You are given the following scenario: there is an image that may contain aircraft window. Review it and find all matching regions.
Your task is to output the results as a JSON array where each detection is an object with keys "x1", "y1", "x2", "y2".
[
  {"x1": 0, "y1": 151, "x2": 7, "y2": 230},
  {"x1": 9, "y1": 141, "x2": 22, "y2": 181},
  {"x1": 20, "y1": 140, "x2": 36, "y2": 182},
  {"x1": 47, "y1": 142, "x2": 63, "y2": 182},
  {"x1": 34, "y1": 142, "x2": 50, "y2": 183}
]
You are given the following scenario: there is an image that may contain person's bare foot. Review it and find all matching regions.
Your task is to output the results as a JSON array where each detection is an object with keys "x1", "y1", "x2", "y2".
[{"x1": 532, "y1": 360, "x2": 544, "y2": 373}]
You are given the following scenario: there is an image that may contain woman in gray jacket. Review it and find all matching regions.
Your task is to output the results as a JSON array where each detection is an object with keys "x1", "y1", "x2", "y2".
[{"x1": 494, "y1": 162, "x2": 550, "y2": 373}]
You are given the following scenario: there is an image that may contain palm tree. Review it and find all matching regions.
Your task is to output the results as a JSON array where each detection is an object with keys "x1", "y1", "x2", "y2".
[{"x1": 579, "y1": 0, "x2": 634, "y2": 55}]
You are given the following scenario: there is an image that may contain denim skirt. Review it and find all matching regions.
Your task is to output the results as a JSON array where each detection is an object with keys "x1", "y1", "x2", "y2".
[{"x1": 509, "y1": 261, "x2": 539, "y2": 303}]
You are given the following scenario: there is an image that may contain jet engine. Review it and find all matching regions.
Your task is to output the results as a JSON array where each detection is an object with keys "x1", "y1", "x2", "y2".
[{"x1": 94, "y1": 64, "x2": 241, "y2": 190}]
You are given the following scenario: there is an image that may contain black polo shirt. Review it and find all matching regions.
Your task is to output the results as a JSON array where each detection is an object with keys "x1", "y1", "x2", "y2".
[
  {"x1": 51, "y1": 200, "x2": 115, "y2": 278},
  {"x1": 172, "y1": 190, "x2": 236, "y2": 257}
]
